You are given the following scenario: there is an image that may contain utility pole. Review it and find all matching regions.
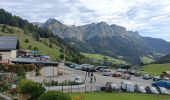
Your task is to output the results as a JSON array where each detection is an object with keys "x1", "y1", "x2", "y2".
[{"x1": 63, "y1": 46, "x2": 65, "y2": 64}]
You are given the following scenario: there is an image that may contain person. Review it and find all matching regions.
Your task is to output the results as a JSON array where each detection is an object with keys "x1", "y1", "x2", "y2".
[
  {"x1": 91, "y1": 73, "x2": 93, "y2": 77},
  {"x1": 90, "y1": 73, "x2": 94, "y2": 82}
]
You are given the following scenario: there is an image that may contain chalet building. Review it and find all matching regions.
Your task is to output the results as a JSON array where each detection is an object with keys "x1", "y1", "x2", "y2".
[
  {"x1": 0, "y1": 36, "x2": 19, "y2": 64},
  {"x1": 162, "y1": 71, "x2": 170, "y2": 78}
]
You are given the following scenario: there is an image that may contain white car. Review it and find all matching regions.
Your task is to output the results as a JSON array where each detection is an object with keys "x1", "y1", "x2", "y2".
[
  {"x1": 146, "y1": 86, "x2": 159, "y2": 94},
  {"x1": 111, "y1": 83, "x2": 119, "y2": 91},
  {"x1": 157, "y1": 87, "x2": 169, "y2": 95},
  {"x1": 135, "y1": 85, "x2": 146, "y2": 93},
  {"x1": 74, "y1": 76, "x2": 83, "y2": 83},
  {"x1": 143, "y1": 74, "x2": 152, "y2": 80},
  {"x1": 121, "y1": 81, "x2": 135, "y2": 92}
]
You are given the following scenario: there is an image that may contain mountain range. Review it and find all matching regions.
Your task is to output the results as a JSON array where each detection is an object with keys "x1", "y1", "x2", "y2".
[{"x1": 37, "y1": 18, "x2": 170, "y2": 64}]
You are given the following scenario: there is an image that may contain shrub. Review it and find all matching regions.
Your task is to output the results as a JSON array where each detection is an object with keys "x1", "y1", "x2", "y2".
[
  {"x1": 24, "y1": 39, "x2": 29, "y2": 43},
  {"x1": 16, "y1": 66, "x2": 25, "y2": 77},
  {"x1": 0, "y1": 81, "x2": 12, "y2": 92},
  {"x1": 17, "y1": 79, "x2": 45, "y2": 100},
  {"x1": 37, "y1": 91, "x2": 71, "y2": 100}
]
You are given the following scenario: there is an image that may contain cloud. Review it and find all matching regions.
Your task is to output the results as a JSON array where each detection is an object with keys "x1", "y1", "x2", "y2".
[{"x1": 0, "y1": 0, "x2": 170, "y2": 41}]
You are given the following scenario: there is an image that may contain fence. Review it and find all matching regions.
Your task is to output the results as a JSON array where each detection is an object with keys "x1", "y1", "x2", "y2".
[{"x1": 45, "y1": 84, "x2": 99, "y2": 93}]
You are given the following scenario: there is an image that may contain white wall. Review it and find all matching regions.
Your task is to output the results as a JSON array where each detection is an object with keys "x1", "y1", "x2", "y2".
[{"x1": 0, "y1": 50, "x2": 16, "y2": 60}]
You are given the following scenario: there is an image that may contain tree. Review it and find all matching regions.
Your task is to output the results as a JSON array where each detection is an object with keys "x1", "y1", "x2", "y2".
[
  {"x1": 33, "y1": 47, "x2": 39, "y2": 51},
  {"x1": 37, "y1": 91, "x2": 71, "y2": 100},
  {"x1": 35, "y1": 34, "x2": 40, "y2": 41},
  {"x1": 17, "y1": 79, "x2": 45, "y2": 100},
  {"x1": 49, "y1": 42, "x2": 53, "y2": 48},
  {"x1": 103, "y1": 56, "x2": 108, "y2": 61},
  {"x1": 28, "y1": 45, "x2": 32, "y2": 50},
  {"x1": 60, "y1": 54, "x2": 64, "y2": 60},
  {"x1": 24, "y1": 39, "x2": 29, "y2": 43}
]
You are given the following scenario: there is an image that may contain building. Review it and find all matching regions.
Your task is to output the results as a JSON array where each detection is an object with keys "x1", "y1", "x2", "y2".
[
  {"x1": 0, "y1": 36, "x2": 19, "y2": 64},
  {"x1": 162, "y1": 71, "x2": 170, "y2": 78}
]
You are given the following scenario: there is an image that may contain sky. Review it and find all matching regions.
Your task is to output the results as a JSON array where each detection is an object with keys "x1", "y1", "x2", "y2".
[{"x1": 0, "y1": 0, "x2": 170, "y2": 41}]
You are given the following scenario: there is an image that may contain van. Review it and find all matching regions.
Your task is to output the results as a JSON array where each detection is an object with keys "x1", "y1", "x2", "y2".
[{"x1": 121, "y1": 81, "x2": 135, "y2": 92}]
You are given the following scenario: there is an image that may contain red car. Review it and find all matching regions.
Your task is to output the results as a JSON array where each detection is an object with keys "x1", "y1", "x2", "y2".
[{"x1": 112, "y1": 72, "x2": 122, "y2": 77}]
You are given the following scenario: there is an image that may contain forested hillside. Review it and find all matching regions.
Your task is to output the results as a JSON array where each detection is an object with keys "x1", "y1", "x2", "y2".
[{"x1": 0, "y1": 9, "x2": 86, "y2": 63}]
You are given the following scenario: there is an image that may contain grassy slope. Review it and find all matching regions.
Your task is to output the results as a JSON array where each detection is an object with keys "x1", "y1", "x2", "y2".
[
  {"x1": 141, "y1": 64, "x2": 170, "y2": 75},
  {"x1": 81, "y1": 52, "x2": 127, "y2": 64},
  {"x1": 140, "y1": 56, "x2": 155, "y2": 64},
  {"x1": 0, "y1": 24, "x2": 60, "y2": 60},
  {"x1": 70, "y1": 93, "x2": 170, "y2": 100}
]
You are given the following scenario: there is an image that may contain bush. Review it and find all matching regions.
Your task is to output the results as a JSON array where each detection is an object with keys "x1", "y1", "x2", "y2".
[
  {"x1": 24, "y1": 39, "x2": 29, "y2": 43},
  {"x1": 38, "y1": 91, "x2": 71, "y2": 100},
  {"x1": 16, "y1": 66, "x2": 25, "y2": 77},
  {"x1": 0, "y1": 81, "x2": 12, "y2": 92},
  {"x1": 17, "y1": 79, "x2": 45, "y2": 100}
]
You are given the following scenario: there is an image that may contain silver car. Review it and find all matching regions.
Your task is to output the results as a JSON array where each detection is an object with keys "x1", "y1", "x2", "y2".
[
  {"x1": 135, "y1": 85, "x2": 146, "y2": 93},
  {"x1": 157, "y1": 87, "x2": 169, "y2": 95},
  {"x1": 146, "y1": 86, "x2": 159, "y2": 94}
]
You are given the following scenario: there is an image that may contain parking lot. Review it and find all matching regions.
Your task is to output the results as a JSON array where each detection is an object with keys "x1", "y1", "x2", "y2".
[{"x1": 30, "y1": 63, "x2": 170, "y2": 94}]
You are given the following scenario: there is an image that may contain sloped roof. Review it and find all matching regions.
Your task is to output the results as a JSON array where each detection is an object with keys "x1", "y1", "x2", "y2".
[
  {"x1": 11, "y1": 58, "x2": 58, "y2": 65},
  {"x1": 0, "y1": 36, "x2": 18, "y2": 50}
]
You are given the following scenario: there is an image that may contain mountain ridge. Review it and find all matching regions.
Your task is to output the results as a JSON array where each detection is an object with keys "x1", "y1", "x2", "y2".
[{"x1": 38, "y1": 18, "x2": 170, "y2": 64}]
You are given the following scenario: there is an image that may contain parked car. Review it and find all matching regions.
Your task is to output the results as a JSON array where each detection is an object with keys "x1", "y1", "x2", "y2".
[
  {"x1": 70, "y1": 63, "x2": 79, "y2": 68},
  {"x1": 134, "y1": 85, "x2": 146, "y2": 93},
  {"x1": 112, "y1": 72, "x2": 122, "y2": 77},
  {"x1": 143, "y1": 74, "x2": 152, "y2": 80},
  {"x1": 153, "y1": 76, "x2": 162, "y2": 81},
  {"x1": 105, "y1": 82, "x2": 113, "y2": 92},
  {"x1": 96, "y1": 66, "x2": 107, "y2": 71},
  {"x1": 163, "y1": 77, "x2": 169, "y2": 81},
  {"x1": 105, "y1": 82, "x2": 119, "y2": 92},
  {"x1": 121, "y1": 81, "x2": 135, "y2": 92},
  {"x1": 81, "y1": 64, "x2": 96, "y2": 72},
  {"x1": 145, "y1": 86, "x2": 159, "y2": 94},
  {"x1": 98, "y1": 68, "x2": 108, "y2": 72},
  {"x1": 156, "y1": 87, "x2": 169, "y2": 95},
  {"x1": 117, "y1": 68, "x2": 126, "y2": 72},
  {"x1": 111, "y1": 83, "x2": 120, "y2": 91},
  {"x1": 103, "y1": 69, "x2": 111, "y2": 72},
  {"x1": 100, "y1": 86, "x2": 106, "y2": 91},
  {"x1": 134, "y1": 72, "x2": 142, "y2": 77},
  {"x1": 74, "y1": 76, "x2": 83, "y2": 84},
  {"x1": 152, "y1": 80, "x2": 170, "y2": 88},
  {"x1": 103, "y1": 72, "x2": 112, "y2": 76},
  {"x1": 153, "y1": 76, "x2": 169, "y2": 81},
  {"x1": 122, "y1": 74, "x2": 131, "y2": 80},
  {"x1": 128, "y1": 70, "x2": 136, "y2": 75},
  {"x1": 75, "y1": 66, "x2": 82, "y2": 70}
]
